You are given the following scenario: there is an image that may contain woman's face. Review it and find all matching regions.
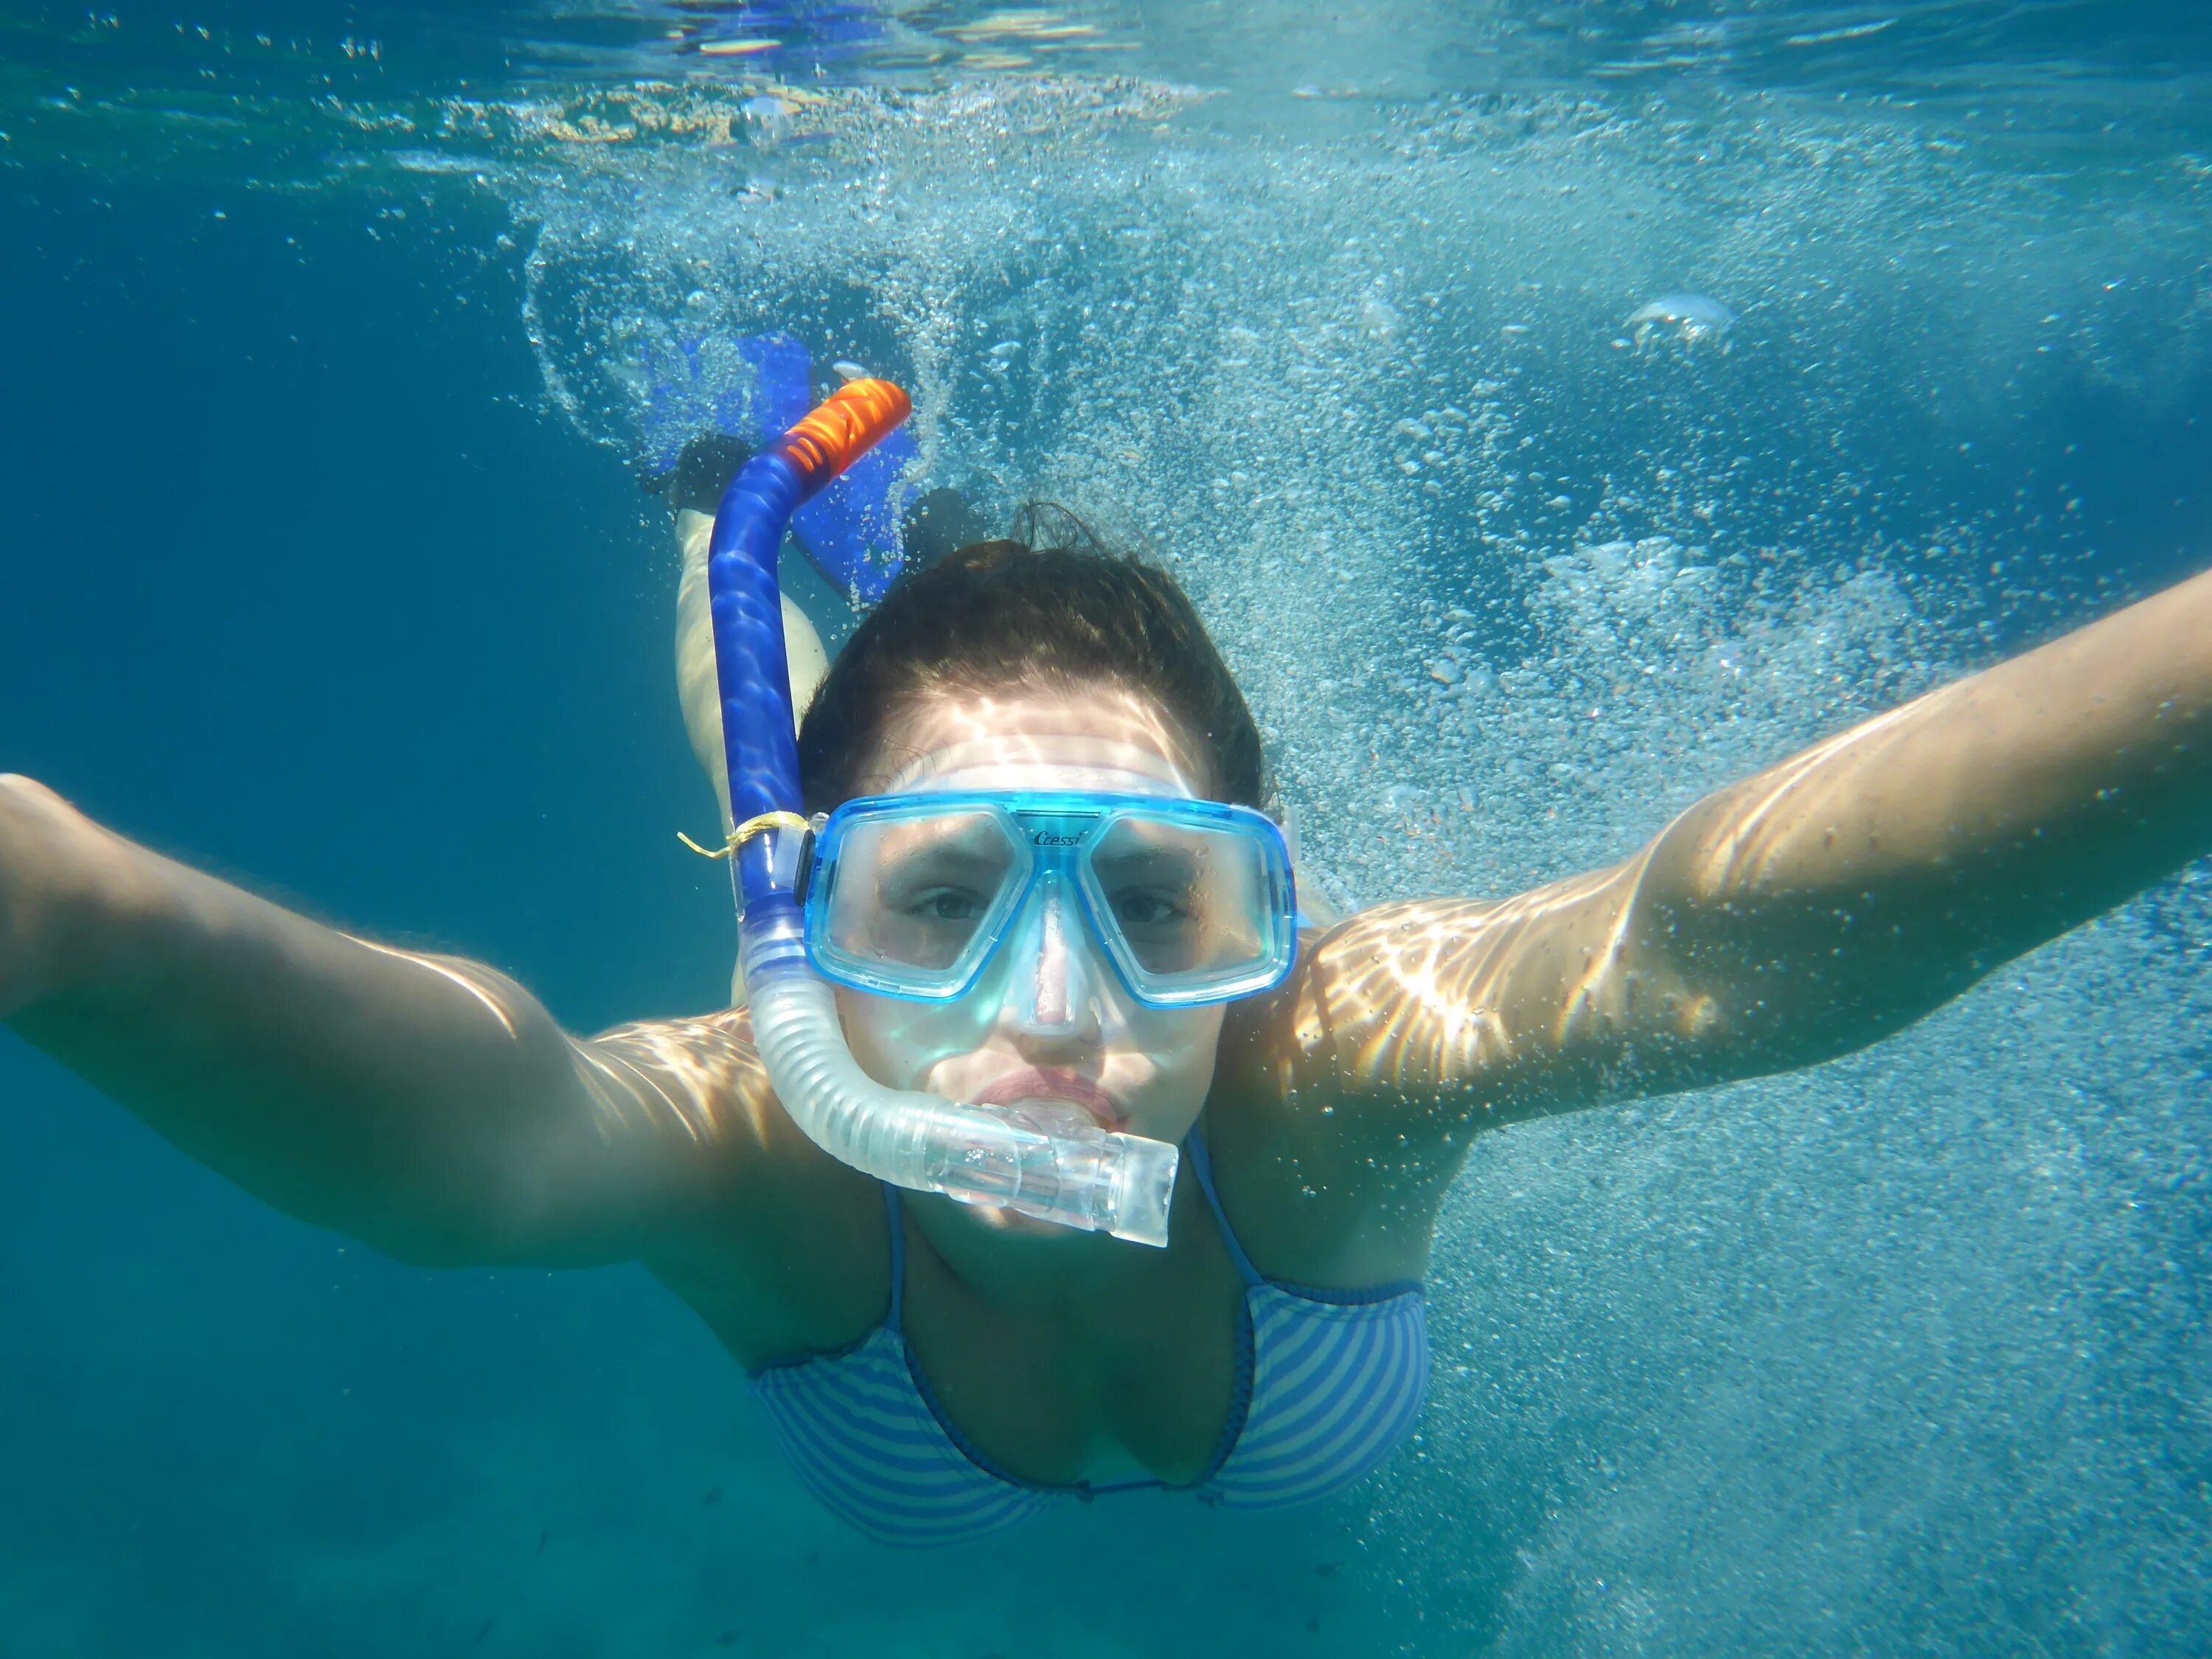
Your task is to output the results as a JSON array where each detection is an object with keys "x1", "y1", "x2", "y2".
[{"x1": 832, "y1": 679, "x2": 1230, "y2": 1161}]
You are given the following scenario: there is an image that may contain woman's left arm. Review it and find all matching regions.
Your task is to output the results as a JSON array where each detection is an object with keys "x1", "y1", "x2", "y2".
[
  {"x1": 1216, "y1": 566, "x2": 2210, "y2": 1280},
  {"x1": 1267, "y1": 563, "x2": 2212, "y2": 1126},
  {"x1": 1632, "y1": 560, "x2": 2212, "y2": 1075},
  {"x1": 1215, "y1": 567, "x2": 2211, "y2": 1281}
]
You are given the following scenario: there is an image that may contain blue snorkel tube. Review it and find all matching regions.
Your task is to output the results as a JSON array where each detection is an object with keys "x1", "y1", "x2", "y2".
[{"x1": 709, "y1": 380, "x2": 1180, "y2": 1247}]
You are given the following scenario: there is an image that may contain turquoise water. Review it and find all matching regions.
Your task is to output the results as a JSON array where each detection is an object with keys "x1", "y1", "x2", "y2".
[{"x1": 2, "y1": 3, "x2": 2210, "y2": 1652}]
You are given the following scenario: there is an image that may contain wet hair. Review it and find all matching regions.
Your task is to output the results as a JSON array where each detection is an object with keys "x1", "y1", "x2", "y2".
[{"x1": 797, "y1": 504, "x2": 1265, "y2": 812}]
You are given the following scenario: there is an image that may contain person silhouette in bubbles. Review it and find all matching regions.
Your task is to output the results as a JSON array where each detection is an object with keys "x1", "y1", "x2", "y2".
[{"x1": 4, "y1": 332, "x2": 2208, "y2": 1545}]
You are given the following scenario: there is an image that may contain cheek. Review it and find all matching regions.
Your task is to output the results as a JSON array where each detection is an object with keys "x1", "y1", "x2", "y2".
[
  {"x1": 834, "y1": 985, "x2": 994, "y2": 1091},
  {"x1": 1120, "y1": 1006, "x2": 1228, "y2": 1107}
]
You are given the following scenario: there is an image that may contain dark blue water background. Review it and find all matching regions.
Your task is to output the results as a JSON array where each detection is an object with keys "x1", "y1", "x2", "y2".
[{"x1": 3, "y1": 3, "x2": 2210, "y2": 1654}]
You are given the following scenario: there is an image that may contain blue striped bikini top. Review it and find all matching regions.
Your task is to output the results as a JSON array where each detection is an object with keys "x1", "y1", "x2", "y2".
[{"x1": 749, "y1": 1130, "x2": 1428, "y2": 1547}]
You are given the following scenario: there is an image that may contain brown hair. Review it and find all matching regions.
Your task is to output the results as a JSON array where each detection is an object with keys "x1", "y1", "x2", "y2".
[{"x1": 796, "y1": 507, "x2": 1265, "y2": 813}]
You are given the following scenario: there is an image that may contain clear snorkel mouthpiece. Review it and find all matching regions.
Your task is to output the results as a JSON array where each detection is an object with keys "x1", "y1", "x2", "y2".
[
  {"x1": 742, "y1": 905, "x2": 1177, "y2": 1244},
  {"x1": 708, "y1": 380, "x2": 1179, "y2": 1247}
]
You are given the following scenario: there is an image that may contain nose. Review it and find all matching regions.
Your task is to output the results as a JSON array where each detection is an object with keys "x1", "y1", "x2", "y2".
[{"x1": 1009, "y1": 876, "x2": 1101, "y2": 1040}]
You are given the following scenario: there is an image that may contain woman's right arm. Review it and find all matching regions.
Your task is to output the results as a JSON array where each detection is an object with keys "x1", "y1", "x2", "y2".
[{"x1": 0, "y1": 774, "x2": 776, "y2": 1267}]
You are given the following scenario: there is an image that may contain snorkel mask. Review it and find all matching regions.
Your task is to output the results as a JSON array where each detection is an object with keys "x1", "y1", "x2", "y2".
[
  {"x1": 707, "y1": 380, "x2": 1232, "y2": 1247},
  {"x1": 805, "y1": 791, "x2": 1297, "y2": 1009}
]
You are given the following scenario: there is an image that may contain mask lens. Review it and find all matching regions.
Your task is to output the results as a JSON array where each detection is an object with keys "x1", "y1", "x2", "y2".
[
  {"x1": 824, "y1": 810, "x2": 1022, "y2": 981},
  {"x1": 1085, "y1": 815, "x2": 1273, "y2": 984}
]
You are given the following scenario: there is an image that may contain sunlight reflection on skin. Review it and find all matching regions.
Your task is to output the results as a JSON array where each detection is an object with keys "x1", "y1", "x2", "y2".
[
  {"x1": 866, "y1": 681, "x2": 1214, "y2": 799},
  {"x1": 348, "y1": 936, "x2": 521, "y2": 1040},
  {"x1": 571, "y1": 1007, "x2": 787, "y2": 1170},
  {"x1": 1277, "y1": 858, "x2": 1697, "y2": 1127},
  {"x1": 344, "y1": 937, "x2": 765, "y2": 1155}
]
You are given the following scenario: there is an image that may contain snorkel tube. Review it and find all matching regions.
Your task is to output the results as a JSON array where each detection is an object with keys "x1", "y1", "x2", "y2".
[{"x1": 709, "y1": 380, "x2": 1180, "y2": 1247}]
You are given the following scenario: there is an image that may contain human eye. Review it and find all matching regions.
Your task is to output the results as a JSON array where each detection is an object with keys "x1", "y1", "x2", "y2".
[
  {"x1": 876, "y1": 844, "x2": 1006, "y2": 926},
  {"x1": 1110, "y1": 886, "x2": 1194, "y2": 931},
  {"x1": 912, "y1": 887, "x2": 987, "y2": 922}
]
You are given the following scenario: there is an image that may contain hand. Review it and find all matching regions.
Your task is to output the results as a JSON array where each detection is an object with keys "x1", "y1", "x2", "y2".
[{"x1": 0, "y1": 774, "x2": 105, "y2": 1022}]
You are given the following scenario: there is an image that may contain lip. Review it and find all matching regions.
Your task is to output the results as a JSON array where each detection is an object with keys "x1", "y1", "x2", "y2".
[{"x1": 973, "y1": 1068, "x2": 1127, "y2": 1130}]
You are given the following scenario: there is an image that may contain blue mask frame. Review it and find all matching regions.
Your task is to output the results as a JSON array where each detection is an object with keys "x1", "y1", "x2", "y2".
[{"x1": 801, "y1": 791, "x2": 1300, "y2": 1008}]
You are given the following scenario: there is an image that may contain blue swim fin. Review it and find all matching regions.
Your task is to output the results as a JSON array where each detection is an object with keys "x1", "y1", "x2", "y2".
[
  {"x1": 640, "y1": 329, "x2": 919, "y2": 608},
  {"x1": 636, "y1": 331, "x2": 772, "y2": 479},
  {"x1": 791, "y1": 417, "x2": 919, "y2": 607},
  {"x1": 735, "y1": 330, "x2": 812, "y2": 441},
  {"x1": 749, "y1": 333, "x2": 920, "y2": 605}
]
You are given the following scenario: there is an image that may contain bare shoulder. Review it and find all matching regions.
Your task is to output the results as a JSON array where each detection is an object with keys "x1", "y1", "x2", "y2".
[
  {"x1": 582, "y1": 1009, "x2": 893, "y2": 1371},
  {"x1": 1276, "y1": 866, "x2": 1674, "y2": 1109},
  {"x1": 1199, "y1": 869, "x2": 1683, "y2": 1283}
]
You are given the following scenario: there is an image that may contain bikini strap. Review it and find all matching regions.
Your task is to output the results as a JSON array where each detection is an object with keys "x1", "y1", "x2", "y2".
[
  {"x1": 880, "y1": 1182, "x2": 908, "y2": 1332},
  {"x1": 1183, "y1": 1129, "x2": 1265, "y2": 1290}
]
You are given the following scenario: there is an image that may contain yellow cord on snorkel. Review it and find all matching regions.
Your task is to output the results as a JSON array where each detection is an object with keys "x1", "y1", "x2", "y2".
[{"x1": 678, "y1": 810, "x2": 813, "y2": 861}]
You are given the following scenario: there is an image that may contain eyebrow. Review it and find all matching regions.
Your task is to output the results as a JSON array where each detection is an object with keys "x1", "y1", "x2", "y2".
[
  {"x1": 872, "y1": 842, "x2": 1010, "y2": 884},
  {"x1": 1091, "y1": 846, "x2": 1205, "y2": 872}
]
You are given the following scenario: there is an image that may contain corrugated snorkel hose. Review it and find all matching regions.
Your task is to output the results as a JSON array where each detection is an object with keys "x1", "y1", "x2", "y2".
[{"x1": 708, "y1": 378, "x2": 1180, "y2": 1247}]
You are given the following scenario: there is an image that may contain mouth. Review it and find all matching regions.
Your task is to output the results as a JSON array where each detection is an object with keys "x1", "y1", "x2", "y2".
[{"x1": 973, "y1": 1068, "x2": 1127, "y2": 1131}]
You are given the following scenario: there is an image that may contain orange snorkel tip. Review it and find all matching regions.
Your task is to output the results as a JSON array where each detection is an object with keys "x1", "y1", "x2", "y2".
[{"x1": 775, "y1": 377, "x2": 914, "y2": 488}]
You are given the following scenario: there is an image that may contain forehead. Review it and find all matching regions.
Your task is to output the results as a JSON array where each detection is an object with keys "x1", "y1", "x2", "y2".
[{"x1": 866, "y1": 681, "x2": 1210, "y2": 798}]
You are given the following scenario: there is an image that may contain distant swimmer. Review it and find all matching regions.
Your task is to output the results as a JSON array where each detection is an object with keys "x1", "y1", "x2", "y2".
[
  {"x1": 741, "y1": 94, "x2": 794, "y2": 149},
  {"x1": 4, "y1": 341, "x2": 2208, "y2": 1548},
  {"x1": 1627, "y1": 291, "x2": 1736, "y2": 350}
]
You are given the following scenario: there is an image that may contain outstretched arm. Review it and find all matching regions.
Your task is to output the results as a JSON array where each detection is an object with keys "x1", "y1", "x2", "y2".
[
  {"x1": 1218, "y1": 565, "x2": 2209, "y2": 1281},
  {"x1": 1623, "y1": 563, "x2": 2211, "y2": 1081},
  {"x1": 0, "y1": 776, "x2": 776, "y2": 1267},
  {"x1": 1278, "y1": 565, "x2": 2212, "y2": 1130}
]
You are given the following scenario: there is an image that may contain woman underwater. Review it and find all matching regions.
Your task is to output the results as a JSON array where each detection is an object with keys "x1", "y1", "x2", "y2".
[{"x1": 2, "y1": 372, "x2": 2209, "y2": 1549}]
